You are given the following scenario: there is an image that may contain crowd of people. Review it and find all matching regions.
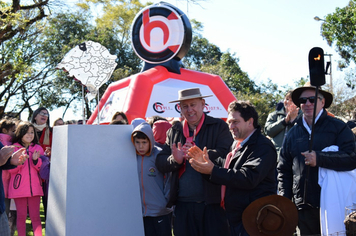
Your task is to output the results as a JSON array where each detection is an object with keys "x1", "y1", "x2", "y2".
[
  {"x1": 0, "y1": 107, "x2": 87, "y2": 236},
  {"x1": 0, "y1": 84, "x2": 356, "y2": 236}
]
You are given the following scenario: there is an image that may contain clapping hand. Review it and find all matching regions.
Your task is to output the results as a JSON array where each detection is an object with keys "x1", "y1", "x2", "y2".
[
  {"x1": 10, "y1": 148, "x2": 29, "y2": 166},
  {"x1": 188, "y1": 146, "x2": 214, "y2": 175},
  {"x1": 32, "y1": 150, "x2": 40, "y2": 161},
  {"x1": 172, "y1": 141, "x2": 195, "y2": 164},
  {"x1": 172, "y1": 142, "x2": 185, "y2": 164},
  {"x1": 0, "y1": 146, "x2": 15, "y2": 166},
  {"x1": 182, "y1": 141, "x2": 194, "y2": 159},
  {"x1": 285, "y1": 102, "x2": 299, "y2": 123},
  {"x1": 187, "y1": 146, "x2": 206, "y2": 162}
]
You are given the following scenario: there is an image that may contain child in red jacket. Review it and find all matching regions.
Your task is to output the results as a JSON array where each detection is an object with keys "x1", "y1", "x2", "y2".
[{"x1": 9, "y1": 122, "x2": 43, "y2": 236}]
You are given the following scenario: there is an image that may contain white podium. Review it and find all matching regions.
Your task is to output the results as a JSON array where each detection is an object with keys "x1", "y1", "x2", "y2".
[{"x1": 46, "y1": 125, "x2": 144, "y2": 236}]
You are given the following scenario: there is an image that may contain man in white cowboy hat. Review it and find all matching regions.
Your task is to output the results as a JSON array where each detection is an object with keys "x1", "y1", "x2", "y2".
[
  {"x1": 156, "y1": 88, "x2": 233, "y2": 236},
  {"x1": 187, "y1": 100, "x2": 278, "y2": 236},
  {"x1": 278, "y1": 82, "x2": 356, "y2": 235}
]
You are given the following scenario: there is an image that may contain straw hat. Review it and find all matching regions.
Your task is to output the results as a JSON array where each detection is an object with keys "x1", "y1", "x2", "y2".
[
  {"x1": 291, "y1": 82, "x2": 333, "y2": 108},
  {"x1": 169, "y1": 88, "x2": 212, "y2": 103},
  {"x1": 242, "y1": 195, "x2": 298, "y2": 236}
]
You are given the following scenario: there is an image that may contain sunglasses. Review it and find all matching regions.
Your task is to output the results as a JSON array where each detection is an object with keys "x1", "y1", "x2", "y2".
[{"x1": 298, "y1": 96, "x2": 322, "y2": 104}]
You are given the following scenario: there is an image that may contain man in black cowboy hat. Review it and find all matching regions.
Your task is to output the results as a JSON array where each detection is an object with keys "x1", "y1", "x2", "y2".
[
  {"x1": 278, "y1": 82, "x2": 356, "y2": 235},
  {"x1": 156, "y1": 88, "x2": 233, "y2": 236}
]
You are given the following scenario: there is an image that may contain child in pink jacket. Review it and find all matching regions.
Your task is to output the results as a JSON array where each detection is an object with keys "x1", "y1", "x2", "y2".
[{"x1": 9, "y1": 121, "x2": 43, "y2": 236}]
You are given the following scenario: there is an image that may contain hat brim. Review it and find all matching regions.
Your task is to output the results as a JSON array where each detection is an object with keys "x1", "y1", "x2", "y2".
[
  {"x1": 291, "y1": 86, "x2": 333, "y2": 108},
  {"x1": 169, "y1": 95, "x2": 213, "y2": 103},
  {"x1": 242, "y1": 195, "x2": 298, "y2": 236}
]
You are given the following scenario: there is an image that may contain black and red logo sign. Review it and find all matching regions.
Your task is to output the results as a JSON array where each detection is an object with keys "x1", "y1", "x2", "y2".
[
  {"x1": 131, "y1": 2, "x2": 192, "y2": 64},
  {"x1": 153, "y1": 102, "x2": 173, "y2": 114},
  {"x1": 153, "y1": 102, "x2": 165, "y2": 113}
]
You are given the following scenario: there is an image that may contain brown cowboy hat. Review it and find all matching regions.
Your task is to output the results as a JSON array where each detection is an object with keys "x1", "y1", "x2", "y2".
[
  {"x1": 242, "y1": 195, "x2": 298, "y2": 236},
  {"x1": 291, "y1": 81, "x2": 333, "y2": 108},
  {"x1": 169, "y1": 87, "x2": 213, "y2": 103}
]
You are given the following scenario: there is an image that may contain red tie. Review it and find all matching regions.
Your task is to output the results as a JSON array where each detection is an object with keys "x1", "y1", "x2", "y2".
[{"x1": 221, "y1": 142, "x2": 241, "y2": 209}]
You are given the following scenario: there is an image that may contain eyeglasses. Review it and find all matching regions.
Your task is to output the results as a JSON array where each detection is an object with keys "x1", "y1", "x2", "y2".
[
  {"x1": 39, "y1": 112, "x2": 49, "y2": 117},
  {"x1": 298, "y1": 96, "x2": 322, "y2": 104}
]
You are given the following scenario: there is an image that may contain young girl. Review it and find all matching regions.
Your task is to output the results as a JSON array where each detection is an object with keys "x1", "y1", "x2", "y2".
[
  {"x1": 0, "y1": 118, "x2": 18, "y2": 236},
  {"x1": 8, "y1": 121, "x2": 43, "y2": 236}
]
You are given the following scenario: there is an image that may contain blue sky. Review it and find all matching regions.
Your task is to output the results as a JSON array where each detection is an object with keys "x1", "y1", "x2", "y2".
[{"x1": 142, "y1": 0, "x2": 350, "y2": 88}]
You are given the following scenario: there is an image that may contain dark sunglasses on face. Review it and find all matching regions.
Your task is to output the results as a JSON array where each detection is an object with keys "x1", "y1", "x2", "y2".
[{"x1": 298, "y1": 96, "x2": 322, "y2": 104}]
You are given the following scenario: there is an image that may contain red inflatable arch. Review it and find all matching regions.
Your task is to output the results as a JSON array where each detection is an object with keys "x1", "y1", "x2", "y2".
[{"x1": 87, "y1": 66, "x2": 236, "y2": 124}]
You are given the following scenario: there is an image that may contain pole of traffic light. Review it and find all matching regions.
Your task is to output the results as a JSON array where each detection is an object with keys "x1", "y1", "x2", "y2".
[{"x1": 302, "y1": 47, "x2": 326, "y2": 206}]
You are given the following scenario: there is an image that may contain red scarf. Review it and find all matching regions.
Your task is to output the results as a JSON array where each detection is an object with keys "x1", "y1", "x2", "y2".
[
  {"x1": 178, "y1": 113, "x2": 205, "y2": 178},
  {"x1": 221, "y1": 141, "x2": 241, "y2": 209}
]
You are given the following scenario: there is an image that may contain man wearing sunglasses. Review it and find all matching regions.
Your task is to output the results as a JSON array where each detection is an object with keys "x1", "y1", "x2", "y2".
[{"x1": 277, "y1": 82, "x2": 356, "y2": 235}]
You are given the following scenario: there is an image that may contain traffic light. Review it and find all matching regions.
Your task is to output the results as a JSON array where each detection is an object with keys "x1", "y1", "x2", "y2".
[{"x1": 308, "y1": 47, "x2": 326, "y2": 86}]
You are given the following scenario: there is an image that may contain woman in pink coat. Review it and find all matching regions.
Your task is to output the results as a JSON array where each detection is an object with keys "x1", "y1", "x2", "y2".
[{"x1": 8, "y1": 122, "x2": 43, "y2": 236}]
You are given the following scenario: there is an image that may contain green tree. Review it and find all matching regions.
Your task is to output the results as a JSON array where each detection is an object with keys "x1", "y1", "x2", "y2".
[
  {"x1": 183, "y1": 31, "x2": 258, "y2": 94},
  {"x1": 0, "y1": 1, "x2": 75, "y2": 118},
  {"x1": 80, "y1": 0, "x2": 145, "y2": 73},
  {"x1": 0, "y1": 15, "x2": 53, "y2": 118},
  {"x1": 0, "y1": 0, "x2": 50, "y2": 45},
  {"x1": 235, "y1": 78, "x2": 287, "y2": 131},
  {"x1": 321, "y1": 0, "x2": 356, "y2": 69},
  {"x1": 1, "y1": 0, "x2": 150, "y2": 119},
  {"x1": 37, "y1": 11, "x2": 98, "y2": 118},
  {"x1": 0, "y1": 0, "x2": 50, "y2": 117},
  {"x1": 184, "y1": 36, "x2": 222, "y2": 70},
  {"x1": 35, "y1": 0, "x2": 148, "y2": 118},
  {"x1": 316, "y1": 1, "x2": 356, "y2": 119}
]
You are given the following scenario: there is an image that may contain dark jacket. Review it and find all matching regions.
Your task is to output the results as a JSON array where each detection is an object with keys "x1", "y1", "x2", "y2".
[
  {"x1": 156, "y1": 115, "x2": 233, "y2": 207},
  {"x1": 209, "y1": 127, "x2": 277, "y2": 227},
  {"x1": 278, "y1": 109, "x2": 356, "y2": 209}
]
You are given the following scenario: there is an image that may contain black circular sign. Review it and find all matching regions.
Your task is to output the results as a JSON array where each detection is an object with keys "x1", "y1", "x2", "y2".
[{"x1": 131, "y1": 2, "x2": 192, "y2": 64}]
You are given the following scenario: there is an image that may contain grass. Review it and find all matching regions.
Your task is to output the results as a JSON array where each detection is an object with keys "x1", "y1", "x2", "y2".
[{"x1": 13, "y1": 202, "x2": 46, "y2": 236}]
